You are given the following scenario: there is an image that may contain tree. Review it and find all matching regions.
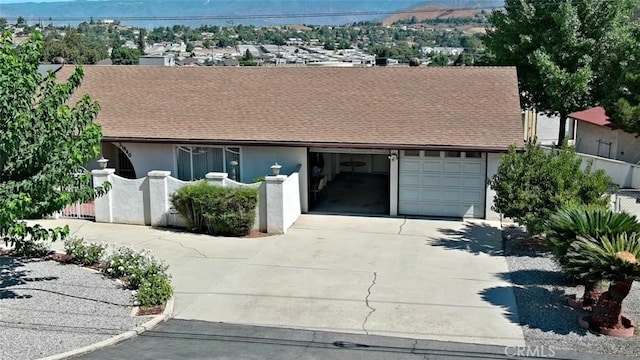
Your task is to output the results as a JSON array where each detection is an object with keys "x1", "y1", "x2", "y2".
[
  {"x1": 488, "y1": 141, "x2": 612, "y2": 235},
  {"x1": 453, "y1": 53, "x2": 473, "y2": 66},
  {"x1": 42, "y1": 31, "x2": 108, "y2": 64},
  {"x1": 547, "y1": 207, "x2": 640, "y2": 308},
  {"x1": 429, "y1": 53, "x2": 449, "y2": 66},
  {"x1": 137, "y1": 28, "x2": 146, "y2": 53},
  {"x1": 185, "y1": 42, "x2": 195, "y2": 52},
  {"x1": 216, "y1": 36, "x2": 236, "y2": 48},
  {"x1": 0, "y1": 31, "x2": 108, "y2": 253},
  {"x1": 110, "y1": 46, "x2": 140, "y2": 65},
  {"x1": 484, "y1": 0, "x2": 639, "y2": 145},
  {"x1": 239, "y1": 49, "x2": 258, "y2": 66},
  {"x1": 604, "y1": 26, "x2": 640, "y2": 133},
  {"x1": 565, "y1": 233, "x2": 640, "y2": 331},
  {"x1": 17, "y1": 16, "x2": 26, "y2": 26},
  {"x1": 0, "y1": 18, "x2": 7, "y2": 29}
]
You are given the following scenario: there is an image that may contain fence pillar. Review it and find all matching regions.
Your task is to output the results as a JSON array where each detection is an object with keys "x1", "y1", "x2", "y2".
[
  {"x1": 148, "y1": 170, "x2": 172, "y2": 227},
  {"x1": 205, "y1": 172, "x2": 228, "y2": 187},
  {"x1": 92, "y1": 168, "x2": 115, "y2": 223},
  {"x1": 265, "y1": 174, "x2": 287, "y2": 234}
]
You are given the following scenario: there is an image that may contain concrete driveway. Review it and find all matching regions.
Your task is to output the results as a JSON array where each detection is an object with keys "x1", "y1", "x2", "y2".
[{"x1": 41, "y1": 215, "x2": 524, "y2": 346}]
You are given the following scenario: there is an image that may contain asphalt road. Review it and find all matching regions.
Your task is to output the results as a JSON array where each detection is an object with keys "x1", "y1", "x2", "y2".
[{"x1": 74, "y1": 319, "x2": 626, "y2": 360}]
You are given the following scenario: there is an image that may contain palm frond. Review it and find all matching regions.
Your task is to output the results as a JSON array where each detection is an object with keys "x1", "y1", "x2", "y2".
[
  {"x1": 564, "y1": 233, "x2": 640, "y2": 282},
  {"x1": 546, "y1": 205, "x2": 640, "y2": 265}
]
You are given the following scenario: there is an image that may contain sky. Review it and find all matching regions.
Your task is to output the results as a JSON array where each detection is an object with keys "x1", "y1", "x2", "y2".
[{"x1": 1, "y1": 0, "x2": 73, "y2": 3}]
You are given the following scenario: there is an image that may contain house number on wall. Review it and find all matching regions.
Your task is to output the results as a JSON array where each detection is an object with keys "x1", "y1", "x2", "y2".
[{"x1": 117, "y1": 143, "x2": 132, "y2": 158}]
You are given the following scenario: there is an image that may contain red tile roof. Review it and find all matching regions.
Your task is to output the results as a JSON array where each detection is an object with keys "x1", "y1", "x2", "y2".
[
  {"x1": 57, "y1": 66, "x2": 523, "y2": 150},
  {"x1": 569, "y1": 106, "x2": 613, "y2": 127}
]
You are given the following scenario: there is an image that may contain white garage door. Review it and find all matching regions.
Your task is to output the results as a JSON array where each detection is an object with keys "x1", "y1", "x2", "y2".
[{"x1": 399, "y1": 150, "x2": 486, "y2": 218}]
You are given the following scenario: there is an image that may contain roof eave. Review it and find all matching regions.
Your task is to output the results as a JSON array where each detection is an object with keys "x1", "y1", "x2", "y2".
[{"x1": 102, "y1": 136, "x2": 519, "y2": 152}]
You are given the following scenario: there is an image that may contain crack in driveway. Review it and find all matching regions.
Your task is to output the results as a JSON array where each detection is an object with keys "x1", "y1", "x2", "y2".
[
  {"x1": 398, "y1": 217, "x2": 407, "y2": 235},
  {"x1": 157, "y1": 236, "x2": 210, "y2": 258},
  {"x1": 362, "y1": 271, "x2": 377, "y2": 335}
]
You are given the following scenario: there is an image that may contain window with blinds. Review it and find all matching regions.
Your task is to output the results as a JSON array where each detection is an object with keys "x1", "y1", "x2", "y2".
[{"x1": 176, "y1": 146, "x2": 241, "y2": 181}]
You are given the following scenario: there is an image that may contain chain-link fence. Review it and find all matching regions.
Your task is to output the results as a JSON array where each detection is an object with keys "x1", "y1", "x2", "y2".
[{"x1": 612, "y1": 189, "x2": 640, "y2": 217}]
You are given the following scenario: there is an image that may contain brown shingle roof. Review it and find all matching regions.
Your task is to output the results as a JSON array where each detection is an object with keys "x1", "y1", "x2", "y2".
[{"x1": 58, "y1": 66, "x2": 523, "y2": 150}]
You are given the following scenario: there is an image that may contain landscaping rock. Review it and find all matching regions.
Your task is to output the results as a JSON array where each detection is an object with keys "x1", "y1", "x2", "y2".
[{"x1": 0, "y1": 256, "x2": 145, "y2": 360}]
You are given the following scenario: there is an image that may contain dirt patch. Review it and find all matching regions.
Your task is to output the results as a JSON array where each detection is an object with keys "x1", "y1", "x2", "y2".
[
  {"x1": 45, "y1": 252, "x2": 74, "y2": 263},
  {"x1": 242, "y1": 231, "x2": 271, "y2": 238},
  {"x1": 137, "y1": 304, "x2": 165, "y2": 316},
  {"x1": 502, "y1": 226, "x2": 549, "y2": 256}
]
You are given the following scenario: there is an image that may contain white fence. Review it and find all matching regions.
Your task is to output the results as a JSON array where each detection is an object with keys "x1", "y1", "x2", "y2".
[
  {"x1": 575, "y1": 152, "x2": 640, "y2": 188},
  {"x1": 556, "y1": 151, "x2": 640, "y2": 218},
  {"x1": 91, "y1": 167, "x2": 302, "y2": 234},
  {"x1": 613, "y1": 189, "x2": 640, "y2": 218}
]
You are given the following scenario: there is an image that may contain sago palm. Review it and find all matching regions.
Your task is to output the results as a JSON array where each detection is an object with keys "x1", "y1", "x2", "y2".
[
  {"x1": 547, "y1": 206, "x2": 640, "y2": 264},
  {"x1": 546, "y1": 206, "x2": 640, "y2": 307},
  {"x1": 565, "y1": 233, "x2": 640, "y2": 330}
]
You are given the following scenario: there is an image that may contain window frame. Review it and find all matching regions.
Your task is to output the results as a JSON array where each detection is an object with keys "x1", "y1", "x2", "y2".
[{"x1": 174, "y1": 145, "x2": 242, "y2": 181}]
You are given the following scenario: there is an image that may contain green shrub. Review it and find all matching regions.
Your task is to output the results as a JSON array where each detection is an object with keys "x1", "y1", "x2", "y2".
[
  {"x1": 252, "y1": 176, "x2": 265, "y2": 183},
  {"x1": 64, "y1": 237, "x2": 107, "y2": 266},
  {"x1": 136, "y1": 273, "x2": 174, "y2": 308},
  {"x1": 12, "y1": 239, "x2": 51, "y2": 258},
  {"x1": 171, "y1": 181, "x2": 259, "y2": 236},
  {"x1": 488, "y1": 141, "x2": 613, "y2": 235},
  {"x1": 102, "y1": 245, "x2": 173, "y2": 307}
]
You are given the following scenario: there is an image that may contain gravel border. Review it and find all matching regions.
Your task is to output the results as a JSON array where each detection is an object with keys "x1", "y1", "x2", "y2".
[
  {"x1": 0, "y1": 256, "x2": 149, "y2": 360},
  {"x1": 502, "y1": 226, "x2": 640, "y2": 358}
]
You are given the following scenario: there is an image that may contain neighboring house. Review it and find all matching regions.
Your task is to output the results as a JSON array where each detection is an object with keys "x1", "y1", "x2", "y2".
[
  {"x1": 523, "y1": 110, "x2": 574, "y2": 146},
  {"x1": 139, "y1": 55, "x2": 175, "y2": 67},
  {"x1": 57, "y1": 66, "x2": 523, "y2": 220},
  {"x1": 571, "y1": 107, "x2": 640, "y2": 164}
]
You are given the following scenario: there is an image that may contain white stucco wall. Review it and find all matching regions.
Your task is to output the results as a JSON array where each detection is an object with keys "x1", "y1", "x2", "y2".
[
  {"x1": 536, "y1": 113, "x2": 572, "y2": 145},
  {"x1": 575, "y1": 122, "x2": 618, "y2": 159},
  {"x1": 108, "y1": 175, "x2": 149, "y2": 225},
  {"x1": 282, "y1": 172, "x2": 302, "y2": 230},
  {"x1": 575, "y1": 152, "x2": 634, "y2": 188},
  {"x1": 615, "y1": 130, "x2": 640, "y2": 164},
  {"x1": 165, "y1": 176, "x2": 191, "y2": 228},
  {"x1": 114, "y1": 142, "x2": 175, "y2": 178},
  {"x1": 485, "y1": 153, "x2": 503, "y2": 221},
  {"x1": 242, "y1": 146, "x2": 308, "y2": 212}
]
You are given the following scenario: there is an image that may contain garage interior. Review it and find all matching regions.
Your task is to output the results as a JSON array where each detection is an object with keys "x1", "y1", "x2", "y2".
[{"x1": 309, "y1": 150, "x2": 390, "y2": 215}]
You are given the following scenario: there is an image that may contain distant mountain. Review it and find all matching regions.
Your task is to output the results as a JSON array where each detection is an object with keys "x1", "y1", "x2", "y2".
[{"x1": 0, "y1": 0, "x2": 504, "y2": 27}]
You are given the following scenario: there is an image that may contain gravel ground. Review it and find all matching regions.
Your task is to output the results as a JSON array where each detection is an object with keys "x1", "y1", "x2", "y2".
[
  {"x1": 502, "y1": 227, "x2": 640, "y2": 358},
  {"x1": 0, "y1": 256, "x2": 147, "y2": 360}
]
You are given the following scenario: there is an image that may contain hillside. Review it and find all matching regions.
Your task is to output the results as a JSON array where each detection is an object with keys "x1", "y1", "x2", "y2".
[{"x1": 382, "y1": 5, "x2": 487, "y2": 26}]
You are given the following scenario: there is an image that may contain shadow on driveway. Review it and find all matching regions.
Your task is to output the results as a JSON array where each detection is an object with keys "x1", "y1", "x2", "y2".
[
  {"x1": 429, "y1": 222, "x2": 504, "y2": 256},
  {"x1": 430, "y1": 222, "x2": 549, "y2": 258}
]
